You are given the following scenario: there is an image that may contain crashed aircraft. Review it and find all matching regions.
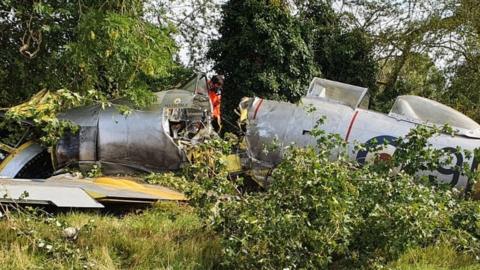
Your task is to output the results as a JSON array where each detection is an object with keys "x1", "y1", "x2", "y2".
[
  {"x1": 239, "y1": 78, "x2": 480, "y2": 191},
  {"x1": 0, "y1": 73, "x2": 214, "y2": 208},
  {"x1": 1, "y1": 74, "x2": 480, "y2": 208},
  {"x1": 54, "y1": 73, "x2": 214, "y2": 175}
]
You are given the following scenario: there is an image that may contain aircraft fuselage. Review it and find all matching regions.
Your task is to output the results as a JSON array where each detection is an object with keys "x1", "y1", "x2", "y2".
[{"x1": 243, "y1": 96, "x2": 480, "y2": 190}]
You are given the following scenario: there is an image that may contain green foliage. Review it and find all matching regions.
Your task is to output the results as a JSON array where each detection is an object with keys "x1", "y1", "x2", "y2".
[
  {"x1": 67, "y1": 10, "x2": 180, "y2": 108},
  {"x1": 299, "y1": 2, "x2": 378, "y2": 96},
  {"x1": 3, "y1": 89, "x2": 90, "y2": 145},
  {"x1": 208, "y1": 0, "x2": 379, "y2": 129},
  {"x1": 146, "y1": 134, "x2": 243, "y2": 221},
  {"x1": 208, "y1": 0, "x2": 319, "y2": 126},
  {"x1": 347, "y1": 172, "x2": 454, "y2": 267},
  {"x1": 370, "y1": 125, "x2": 454, "y2": 176},
  {"x1": 174, "y1": 123, "x2": 480, "y2": 269},
  {"x1": 0, "y1": 0, "x2": 186, "y2": 144},
  {"x1": 0, "y1": 0, "x2": 182, "y2": 109},
  {"x1": 0, "y1": 203, "x2": 220, "y2": 269},
  {"x1": 218, "y1": 146, "x2": 359, "y2": 269},
  {"x1": 376, "y1": 53, "x2": 447, "y2": 112},
  {"x1": 152, "y1": 0, "x2": 223, "y2": 70},
  {"x1": 0, "y1": 0, "x2": 76, "y2": 106},
  {"x1": 441, "y1": 59, "x2": 480, "y2": 123}
]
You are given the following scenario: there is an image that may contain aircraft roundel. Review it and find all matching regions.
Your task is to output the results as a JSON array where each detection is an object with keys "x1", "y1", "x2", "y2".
[{"x1": 356, "y1": 135, "x2": 397, "y2": 165}]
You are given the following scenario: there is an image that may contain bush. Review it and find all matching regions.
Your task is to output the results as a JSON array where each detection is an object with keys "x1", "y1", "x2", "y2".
[
  {"x1": 217, "y1": 146, "x2": 359, "y2": 269},
  {"x1": 147, "y1": 125, "x2": 480, "y2": 269},
  {"x1": 146, "y1": 134, "x2": 243, "y2": 222},
  {"x1": 347, "y1": 171, "x2": 455, "y2": 267},
  {"x1": 206, "y1": 125, "x2": 480, "y2": 269}
]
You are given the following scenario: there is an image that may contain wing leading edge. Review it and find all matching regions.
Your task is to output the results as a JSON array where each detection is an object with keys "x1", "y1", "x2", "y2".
[{"x1": 0, "y1": 175, "x2": 186, "y2": 208}]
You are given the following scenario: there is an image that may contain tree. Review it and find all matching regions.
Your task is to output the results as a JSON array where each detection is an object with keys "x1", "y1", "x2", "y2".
[
  {"x1": 443, "y1": 58, "x2": 480, "y2": 123},
  {"x1": 375, "y1": 53, "x2": 447, "y2": 112},
  {"x1": 337, "y1": 0, "x2": 460, "y2": 111},
  {"x1": 208, "y1": 0, "x2": 319, "y2": 127},
  {"x1": 0, "y1": 0, "x2": 182, "y2": 109},
  {"x1": 436, "y1": 0, "x2": 480, "y2": 122},
  {"x1": 149, "y1": 0, "x2": 224, "y2": 70},
  {"x1": 299, "y1": 1, "x2": 378, "y2": 101},
  {"x1": 67, "y1": 5, "x2": 181, "y2": 107},
  {"x1": 0, "y1": 0, "x2": 78, "y2": 106}
]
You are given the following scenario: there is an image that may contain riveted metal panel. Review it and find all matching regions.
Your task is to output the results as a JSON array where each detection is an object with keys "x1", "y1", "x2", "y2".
[{"x1": 97, "y1": 105, "x2": 184, "y2": 171}]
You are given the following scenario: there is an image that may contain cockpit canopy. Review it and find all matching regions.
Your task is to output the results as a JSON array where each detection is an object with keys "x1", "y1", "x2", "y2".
[
  {"x1": 389, "y1": 95, "x2": 480, "y2": 134},
  {"x1": 305, "y1": 77, "x2": 480, "y2": 137},
  {"x1": 179, "y1": 73, "x2": 209, "y2": 96},
  {"x1": 306, "y1": 78, "x2": 370, "y2": 109}
]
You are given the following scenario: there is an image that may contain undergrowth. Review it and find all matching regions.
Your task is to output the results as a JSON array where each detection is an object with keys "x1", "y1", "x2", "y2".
[
  {"x1": 0, "y1": 203, "x2": 220, "y2": 270},
  {"x1": 2, "y1": 125, "x2": 480, "y2": 269},
  {"x1": 390, "y1": 244, "x2": 480, "y2": 270},
  {"x1": 149, "y1": 126, "x2": 480, "y2": 269}
]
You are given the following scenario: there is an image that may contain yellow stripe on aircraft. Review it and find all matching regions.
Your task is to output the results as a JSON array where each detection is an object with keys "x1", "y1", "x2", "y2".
[
  {"x1": 0, "y1": 141, "x2": 34, "y2": 172},
  {"x1": 93, "y1": 177, "x2": 186, "y2": 201}
]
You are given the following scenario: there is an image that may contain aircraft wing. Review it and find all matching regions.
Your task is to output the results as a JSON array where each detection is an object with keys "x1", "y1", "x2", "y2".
[{"x1": 0, "y1": 175, "x2": 186, "y2": 208}]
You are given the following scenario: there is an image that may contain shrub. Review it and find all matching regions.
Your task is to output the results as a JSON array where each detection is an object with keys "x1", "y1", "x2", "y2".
[
  {"x1": 217, "y1": 146, "x2": 359, "y2": 269},
  {"x1": 210, "y1": 125, "x2": 480, "y2": 269},
  {"x1": 147, "y1": 124, "x2": 480, "y2": 269},
  {"x1": 146, "y1": 134, "x2": 243, "y2": 222}
]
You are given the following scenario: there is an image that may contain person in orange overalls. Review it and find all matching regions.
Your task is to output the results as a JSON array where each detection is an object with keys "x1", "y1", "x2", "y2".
[{"x1": 208, "y1": 75, "x2": 224, "y2": 132}]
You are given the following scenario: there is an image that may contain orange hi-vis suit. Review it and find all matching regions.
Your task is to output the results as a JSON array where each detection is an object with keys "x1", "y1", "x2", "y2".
[{"x1": 208, "y1": 89, "x2": 222, "y2": 120}]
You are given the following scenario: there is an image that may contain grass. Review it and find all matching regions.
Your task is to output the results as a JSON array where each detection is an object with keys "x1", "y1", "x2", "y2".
[
  {"x1": 0, "y1": 202, "x2": 479, "y2": 270},
  {"x1": 0, "y1": 203, "x2": 221, "y2": 270},
  {"x1": 390, "y1": 244, "x2": 480, "y2": 270}
]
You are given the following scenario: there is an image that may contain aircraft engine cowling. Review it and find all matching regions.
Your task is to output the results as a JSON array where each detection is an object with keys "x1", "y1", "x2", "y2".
[{"x1": 53, "y1": 94, "x2": 196, "y2": 174}]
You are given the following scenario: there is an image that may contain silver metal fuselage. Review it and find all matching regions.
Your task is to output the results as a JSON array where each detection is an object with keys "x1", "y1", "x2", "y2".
[
  {"x1": 244, "y1": 94, "x2": 480, "y2": 190},
  {"x1": 55, "y1": 90, "x2": 212, "y2": 174}
]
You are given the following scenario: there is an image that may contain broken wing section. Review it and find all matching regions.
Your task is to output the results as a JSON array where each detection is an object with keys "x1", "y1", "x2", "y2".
[{"x1": 0, "y1": 175, "x2": 186, "y2": 208}]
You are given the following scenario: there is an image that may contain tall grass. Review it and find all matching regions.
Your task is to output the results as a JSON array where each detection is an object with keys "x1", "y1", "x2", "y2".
[
  {"x1": 0, "y1": 201, "x2": 479, "y2": 269},
  {"x1": 0, "y1": 203, "x2": 221, "y2": 270},
  {"x1": 390, "y1": 244, "x2": 480, "y2": 270}
]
